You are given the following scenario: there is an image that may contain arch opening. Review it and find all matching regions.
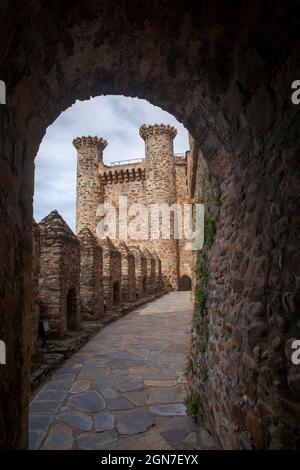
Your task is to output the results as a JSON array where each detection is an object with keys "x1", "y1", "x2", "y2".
[
  {"x1": 0, "y1": 1, "x2": 298, "y2": 451},
  {"x1": 179, "y1": 275, "x2": 192, "y2": 291}
]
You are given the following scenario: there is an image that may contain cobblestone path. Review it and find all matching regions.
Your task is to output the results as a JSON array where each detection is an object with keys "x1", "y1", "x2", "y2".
[{"x1": 29, "y1": 292, "x2": 218, "y2": 450}]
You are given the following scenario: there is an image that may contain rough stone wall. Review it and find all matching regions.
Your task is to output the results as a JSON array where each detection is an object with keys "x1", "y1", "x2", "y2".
[
  {"x1": 73, "y1": 136, "x2": 107, "y2": 235},
  {"x1": 78, "y1": 228, "x2": 103, "y2": 320},
  {"x1": 38, "y1": 211, "x2": 81, "y2": 337},
  {"x1": 188, "y1": 104, "x2": 300, "y2": 449},
  {"x1": 31, "y1": 220, "x2": 40, "y2": 358},
  {"x1": 153, "y1": 252, "x2": 162, "y2": 292},
  {"x1": 100, "y1": 163, "x2": 147, "y2": 245},
  {"x1": 174, "y1": 157, "x2": 187, "y2": 204},
  {"x1": 98, "y1": 237, "x2": 122, "y2": 311},
  {"x1": 143, "y1": 248, "x2": 156, "y2": 295},
  {"x1": 128, "y1": 246, "x2": 147, "y2": 298},
  {"x1": 100, "y1": 162, "x2": 146, "y2": 212},
  {"x1": 116, "y1": 242, "x2": 136, "y2": 303}
]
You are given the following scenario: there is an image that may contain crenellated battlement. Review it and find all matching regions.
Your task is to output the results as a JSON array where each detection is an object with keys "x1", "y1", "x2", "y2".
[
  {"x1": 139, "y1": 124, "x2": 177, "y2": 140},
  {"x1": 73, "y1": 136, "x2": 108, "y2": 152},
  {"x1": 100, "y1": 166, "x2": 145, "y2": 185}
]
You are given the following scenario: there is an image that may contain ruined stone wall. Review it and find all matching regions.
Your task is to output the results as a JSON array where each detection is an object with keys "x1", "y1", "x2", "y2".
[
  {"x1": 129, "y1": 246, "x2": 147, "y2": 298},
  {"x1": 78, "y1": 228, "x2": 103, "y2": 320},
  {"x1": 38, "y1": 211, "x2": 81, "y2": 337},
  {"x1": 99, "y1": 237, "x2": 122, "y2": 311},
  {"x1": 143, "y1": 249, "x2": 156, "y2": 295},
  {"x1": 116, "y1": 242, "x2": 136, "y2": 303}
]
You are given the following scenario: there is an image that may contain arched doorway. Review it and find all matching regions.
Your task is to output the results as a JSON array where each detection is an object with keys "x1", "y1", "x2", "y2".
[
  {"x1": 179, "y1": 275, "x2": 192, "y2": 291},
  {"x1": 0, "y1": 0, "x2": 298, "y2": 450}
]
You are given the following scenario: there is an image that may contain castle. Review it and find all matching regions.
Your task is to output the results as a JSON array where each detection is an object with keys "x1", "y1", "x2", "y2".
[
  {"x1": 31, "y1": 124, "x2": 195, "y2": 351},
  {"x1": 73, "y1": 124, "x2": 194, "y2": 291}
]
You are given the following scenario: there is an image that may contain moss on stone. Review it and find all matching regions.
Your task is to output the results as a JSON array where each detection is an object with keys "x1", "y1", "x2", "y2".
[
  {"x1": 193, "y1": 312, "x2": 201, "y2": 332},
  {"x1": 200, "y1": 366, "x2": 208, "y2": 381},
  {"x1": 199, "y1": 326, "x2": 209, "y2": 352},
  {"x1": 185, "y1": 391, "x2": 201, "y2": 418},
  {"x1": 194, "y1": 285, "x2": 208, "y2": 316},
  {"x1": 185, "y1": 356, "x2": 194, "y2": 376},
  {"x1": 204, "y1": 218, "x2": 216, "y2": 248},
  {"x1": 194, "y1": 253, "x2": 208, "y2": 284}
]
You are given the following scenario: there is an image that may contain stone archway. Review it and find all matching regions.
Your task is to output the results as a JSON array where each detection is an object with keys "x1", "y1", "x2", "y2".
[
  {"x1": 0, "y1": 0, "x2": 299, "y2": 449},
  {"x1": 179, "y1": 275, "x2": 192, "y2": 291}
]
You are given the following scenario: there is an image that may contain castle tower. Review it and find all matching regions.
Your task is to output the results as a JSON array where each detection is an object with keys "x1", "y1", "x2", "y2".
[
  {"x1": 73, "y1": 136, "x2": 107, "y2": 234},
  {"x1": 140, "y1": 124, "x2": 179, "y2": 289}
]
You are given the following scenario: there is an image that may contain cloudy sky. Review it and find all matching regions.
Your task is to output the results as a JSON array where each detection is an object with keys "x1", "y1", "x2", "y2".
[{"x1": 34, "y1": 95, "x2": 189, "y2": 231}]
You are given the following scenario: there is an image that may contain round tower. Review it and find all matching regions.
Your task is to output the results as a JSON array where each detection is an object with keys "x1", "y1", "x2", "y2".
[
  {"x1": 140, "y1": 124, "x2": 179, "y2": 290},
  {"x1": 73, "y1": 136, "x2": 107, "y2": 235}
]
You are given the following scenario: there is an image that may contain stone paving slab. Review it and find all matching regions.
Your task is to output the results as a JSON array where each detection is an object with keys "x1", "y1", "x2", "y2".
[
  {"x1": 107, "y1": 397, "x2": 135, "y2": 411},
  {"x1": 67, "y1": 390, "x2": 106, "y2": 412},
  {"x1": 43, "y1": 423, "x2": 73, "y2": 450},
  {"x1": 56, "y1": 410, "x2": 93, "y2": 431},
  {"x1": 149, "y1": 403, "x2": 187, "y2": 416},
  {"x1": 70, "y1": 379, "x2": 91, "y2": 394},
  {"x1": 94, "y1": 412, "x2": 115, "y2": 431},
  {"x1": 29, "y1": 414, "x2": 54, "y2": 431},
  {"x1": 123, "y1": 389, "x2": 149, "y2": 406},
  {"x1": 29, "y1": 292, "x2": 218, "y2": 450},
  {"x1": 30, "y1": 400, "x2": 62, "y2": 415}
]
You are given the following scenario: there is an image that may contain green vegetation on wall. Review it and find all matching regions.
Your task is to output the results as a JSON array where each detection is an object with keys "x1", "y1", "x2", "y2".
[
  {"x1": 187, "y1": 162, "x2": 220, "y2": 421},
  {"x1": 185, "y1": 356, "x2": 194, "y2": 376},
  {"x1": 199, "y1": 366, "x2": 208, "y2": 382},
  {"x1": 185, "y1": 391, "x2": 201, "y2": 419},
  {"x1": 204, "y1": 218, "x2": 216, "y2": 249}
]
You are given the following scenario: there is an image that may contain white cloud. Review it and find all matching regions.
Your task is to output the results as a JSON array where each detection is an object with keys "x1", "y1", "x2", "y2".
[{"x1": 34, "y1": 95, "x2": 189, "y2": 231}]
